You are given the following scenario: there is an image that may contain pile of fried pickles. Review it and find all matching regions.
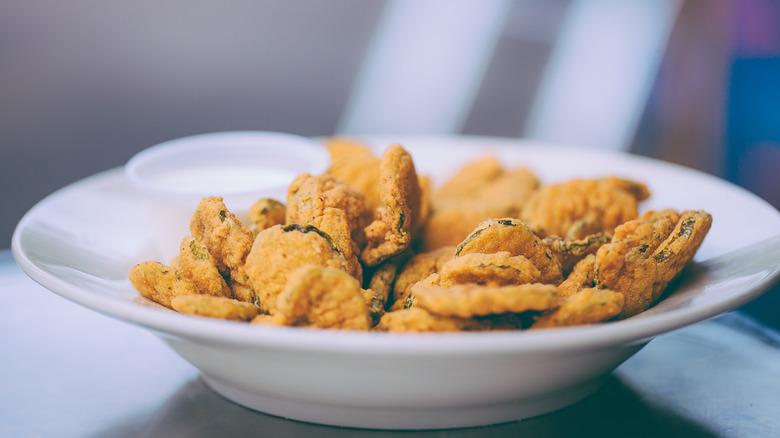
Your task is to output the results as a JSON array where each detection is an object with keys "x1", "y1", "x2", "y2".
[{"x1": 129, "y1": 138, "x2": 713, "y2": 332}]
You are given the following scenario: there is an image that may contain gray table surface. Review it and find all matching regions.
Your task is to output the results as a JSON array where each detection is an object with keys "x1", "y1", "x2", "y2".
[{"x1": 2, "y1": 249, "x2": 779, "y2": 438}]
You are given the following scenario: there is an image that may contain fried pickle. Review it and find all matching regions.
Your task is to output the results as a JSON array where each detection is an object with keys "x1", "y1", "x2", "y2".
[
  {"x1": 171, "y1": 295, "x2": 259, "y2": 321},
  {"x1": 437, "y1": 251, "x2": 541, "y2": 287},
  {"x1": 286, "y1": 173, "x2": 370, "y2": 280},
  {"x1": 530, "y1": 288, "x2": 624, "y2": 329},
  {"x1": 375, "y1": 308, "x2": 490, "y2": 332},
  {"x1": 274, "y1": 265, "x2": 371, "y2": 330},
  {"x1": 129, "y1": 261, "x2": 201, "y2": 309},
  {"x1": 248, "y1": 198, "x2": 286, "y2": 235},
  {"x1": 412, "y1": 283, "x2": 559, "y2": 318},
  {"x1": 456, "y1": 218, "x2": 563, "y2": 284},
  {"x1": 361, "y1": 144, "x2": 424, "y2": 266},
  {"x1": 521, "y1": 177, "x2": 649, "y2": 238},
  {"x1": 245, "y1": 224, "x2": 350, "y2": 314},
  {"x1": 594, "y1": 209, "x2": 711, "y2": 318},
  {"x1": 390, "y1": 246, "x2": 456, "y2": 311},
  {"x1": 177, "y1": 236, "x2": 232, "y2": 299}
]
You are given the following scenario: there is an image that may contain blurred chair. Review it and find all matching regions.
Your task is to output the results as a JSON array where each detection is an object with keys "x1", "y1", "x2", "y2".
[{"x1": 337, "y1": 0, "x2": 682, "y2": 152}]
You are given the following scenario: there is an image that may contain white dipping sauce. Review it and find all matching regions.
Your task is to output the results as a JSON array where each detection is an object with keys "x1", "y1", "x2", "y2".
[{"x1": 150, "y1": 165, "x2": 297, "y2": 194}]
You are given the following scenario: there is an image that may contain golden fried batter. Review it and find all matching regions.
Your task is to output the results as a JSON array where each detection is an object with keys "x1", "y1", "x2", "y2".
[
  {"x1": 521, "y1": 177, "x2": 649, "y2": 238},
  {"x1": 177, "y1": 236, "x2": 232, "y2": 299},
  {"x1": 190, "y1": 196, "x2": 255, "y2": 273},
  {"x1": 649, "y1": 210, "x2": 712, "y2": 301},
  {"x1": 248, "y1": 198, "x2": 286, "y2": 235},
  {"x1": 434, "y1": 156, "x2": 505, "y2": 199},
  {"x1": 412, "y1": 283, "x2": 559, "y2": 318},
  {"x1": 361, "y1": 144, "x2": 423, "y2": 266},
  {"x1": 286, "y1": 173, "x2": 370, "y2": 280},
  {"x1": 423, "y1": 158, "x2": 539, "y2": 250},
  {"x1": 364, "y1": 261, "x2": 399, "y2": 325},
  {"x1": 129, "y1": 261, "x2": 201, "y2": 309},
  {"x1": 456, "y1": 218, "x2": 563, "y2": 284},
  {"x1": 322, "y1": 137, "x2": 375, "y2": 161},
  {"x1": 557, "y1": 254, "x2": 596, "y2": 301},
  {"x1": 245, "y1": 224, "x2": 350, "y2": 314},
  {"x1": 530, "y1": 288, "x2": 624, "y2": 329},
  {"x1": 543, "y1": 233, "x2": 611, "y2": 274},
  {"x1": 274, "y1": 265, "x2": 371, "y2": 330},
  {"x1": 437, "y1": 251, "x2": 541, "y2": 287},
  {"x1": 375, "y1": 308, "x2": 490, "y2": 332},
  {"x1": 171, "y1": 295, "x2": 259, "y2": 321},
  {"x1": 327, "y1": 152, "x2": 382, "y2": 213},
  {"x1": 594, "y1": 209, "x2": 711, "y2": 318},
  {"x1": 390, "y1": 246, "x2": 455, "y2": 311}
]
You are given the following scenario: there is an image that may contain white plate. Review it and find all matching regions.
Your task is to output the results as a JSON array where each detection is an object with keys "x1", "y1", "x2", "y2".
[{"x1": 12, "y1": 135, "x2": 780, "y2": 430}]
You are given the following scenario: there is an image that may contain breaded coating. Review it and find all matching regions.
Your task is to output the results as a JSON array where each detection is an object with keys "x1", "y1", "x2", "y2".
[
  {"x1": 412, "y1": 283, "x2": 559, "y2": 318},
  {"x1": 648, "y1": 210, "x2": 712, "y2": 301},
  {"x1": 248, "y1": 198, "x2": 286, "y2": 236},
  {"x1": 323, "y1": 137, "x2": 375, "y2": 161},
  {"x1": 557, "y1": 254, "x2": 596, "y2": 301},
  {"x1": 543, "y1": 233, "x2": 611, "y2": 274},
  {"x1": 423, "y1": 158, "x2": 539, "y2": 250},
  {"x1": 177, "y1": 237, "x2": 232, "y2": 299},
  {"x1": 456, "y1": 218, "x2": 563, "y2": 285},
  {"x1": 286, "y1": 173, "x2": 370, "y2": 280},
  {"x1": 594, "y1": 209, "x2": 711, "y2": 318},
  {"x1": 365, "y1": 261, "x2": 398, "y2": 325},
  {"x1": 190, "y1": 196, "x2": 255, "y2": 273},
  {"x1": 421, "y1": 208, "x2": 502, "y2": 252},
  {"x1": 437, "y1": 251, "x2": 541, "y2": 287},
  {"x1": 375, "y1": 308, "x2": 490, "y2": 332},
  {"x1": 521, "y1": 177, "x2": 649, "y2": 238},
  {"x1": 171, "y1": 295, "x2": 259, "y2": 321},
  {"x1": 274, "y1": 265, "x2": 371, "y2": 330},
  {"x1": 361, "y1": 144, "x2": 423, "y2": 266},
  {"x1": 129, "y1": 261, "x2": 201, "y2": 309},
  {"x1": 327, "y1": 152, "x2": 382, "y2": 214},
  {"x1": 530, "y1": 288, "x2": 624, "y2": 329},
  {"x1": 390, "y1": 246, "x2": 456, "y2": 311},
  {"x1": 245, "y1": 224, "x2": 350, "y2": 315}
]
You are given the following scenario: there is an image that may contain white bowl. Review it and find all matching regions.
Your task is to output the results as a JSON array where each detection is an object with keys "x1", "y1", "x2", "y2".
[
  {"x1": 12, "y1": 135, "x2": 780, "y2": 430},
  {"x1": 125, "y1": 131, "x2": 329, "y2": 261}
]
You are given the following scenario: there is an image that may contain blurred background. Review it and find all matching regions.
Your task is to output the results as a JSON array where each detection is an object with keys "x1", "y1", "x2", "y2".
[{"x1": 2, "y1": 1, "x2": 778, "y2": 326}]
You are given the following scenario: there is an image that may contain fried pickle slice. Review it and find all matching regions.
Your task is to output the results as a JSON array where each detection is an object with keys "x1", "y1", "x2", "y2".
[
  {"x1": 594, "y1": 209, "x2": 711, "y2": 318},
  {"x1": 245, "y1": 224, "x2": 350, "y2": 315},
  {"x1": 456, "y1": 218, "x2": 563, "y2": 284},
  {"x1": 322, "y1": 136, "x2": 375, "y2": 161},
  {"x1": 248, "y1": 198, "x2": 286, "y2": 236},
  {"x1": 437, "y1": 251, "x2": 541, "y2": 287},
  {"x1": 274, "y1": 265, "x2": 371, "y2": 330},
  {"x1": 171, "y1": 295, "x2": 259, "y2": 321},
  {"x1": 190, "y1": 196, "x2": 254, "y2": 273},
  {"x1": 557, "y1": 254, "x2": 596, "y2": 301},
  {"x1": 412, "y1": 282, "x2": 559, "y2": 318},
  {"x1": 649, "y1": 210, "x2": 712, "y2": 301},
  {"x1": 177, "y1": 237, "x2": 232, "y2": 299},
  {"x1": 530, "y1": 288, "x2": 624, "y2": 329},
  {"x1": 423, "y1": 157, "x2": 540, "y2": 250},
  {"x1": 364, "y1": 261, "x2": 398, "y2": 325},
  {"x1": 543, "y1": 232, "x2": 611, "y2": 274},
  {"x1": 129, "y1": 261, "x2": 201, "y2": 309},
  {"x1": 286, "y1": 173, "x2": 370, "y2": 280},
  {"x1": 375, "y1": 308, "x2": 491, "y2": 332},
  {"x1": 521, "y1": 177, "x2": 649, "y2": 238},
  {"x1": 390, "y1": 246, "x2": 456, "y2": 311},
  {"x1": 361, "y1": 144, "x2": 423, "y2": 266},
  {"x1": 326, "y1": 143, "x2": 382, "y2": 214}
]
